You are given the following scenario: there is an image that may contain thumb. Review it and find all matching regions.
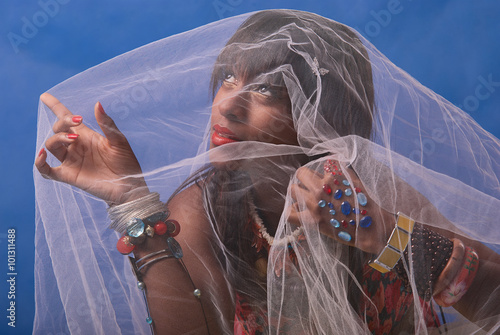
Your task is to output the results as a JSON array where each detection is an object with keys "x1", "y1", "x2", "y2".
[{"x1": 94, "y1": 102, "x2": 127, "y2": 146}]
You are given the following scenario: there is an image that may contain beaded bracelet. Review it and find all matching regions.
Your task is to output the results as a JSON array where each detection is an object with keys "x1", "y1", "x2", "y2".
[
  {"x1": 108, "y1": 192, "x2": 168, "y2": 234},
  {"x1": 128, "y1": 236, "x2": 208, "y2": 332},
  {"x1": 433, "y1": 246, "x2": 479, "y2": 307},
  {"x1": 432, "y1": 238, "x2": 466, "y2": 296},
  {"x1": 116, "y1": 211, "x2": 180, "y2": 255},
  {"x1": 368, "y1": 212, "x2": 415, "y2": 273},
  {"x1": 136, "y1": 237, "x2": 184, "y2": 272},
  {"x1": 110, "y1": 199, "x2": 210, "y2": 333},
  {"x1": 393, "y1": 224, "x2": 453, "y2": 299}
]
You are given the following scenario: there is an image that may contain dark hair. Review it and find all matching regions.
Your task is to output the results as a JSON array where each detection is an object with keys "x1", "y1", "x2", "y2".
[
  {"x1": 211, "y1": 9, "x2": 375, "y2": 139},
  {"x1": 174, "y1": 10, "x2": 377, "y2": 321}
]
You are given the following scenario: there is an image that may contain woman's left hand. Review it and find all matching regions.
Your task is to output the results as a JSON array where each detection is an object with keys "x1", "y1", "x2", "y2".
[{"x1": 288, "y1": 159, "x2": 396, "y2": 255}]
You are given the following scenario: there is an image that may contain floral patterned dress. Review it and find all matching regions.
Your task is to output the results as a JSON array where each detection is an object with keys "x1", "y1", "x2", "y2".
[
  {"x1": 234, "y1": 264, "x2": 439, "y2": 335},
  {"x1": 234, "y1": 215, "x2": 439, "y2": 334}
]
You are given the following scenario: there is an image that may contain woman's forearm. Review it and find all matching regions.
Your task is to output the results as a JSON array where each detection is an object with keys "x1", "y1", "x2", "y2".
[
  {"x1": 132, "y1": 236, "x2": 216, "y2": 334},
  {"x1": 127, "y1": 185, "x2": 233, "y2": 334}
]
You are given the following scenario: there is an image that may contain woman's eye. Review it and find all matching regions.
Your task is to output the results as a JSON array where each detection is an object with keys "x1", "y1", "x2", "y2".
[
  {"x1": 255, "y1": 84, "x2": 272, "y2": 96},
  {"x1": 223, "y1": 73, "x2": 236, "y2": 84}
]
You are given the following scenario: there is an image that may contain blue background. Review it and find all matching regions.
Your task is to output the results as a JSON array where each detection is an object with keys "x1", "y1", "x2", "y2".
[{"x1": 1, "y1": 1, "x2": 499, "y2": 334}]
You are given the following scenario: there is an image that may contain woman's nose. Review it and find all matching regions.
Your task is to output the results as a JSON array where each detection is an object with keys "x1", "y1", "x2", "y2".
[{"x1": 217, "y1": 88, "x2": 249, "y2": 121}]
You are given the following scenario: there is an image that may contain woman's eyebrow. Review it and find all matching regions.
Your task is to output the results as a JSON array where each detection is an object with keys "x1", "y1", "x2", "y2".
[{"x1": 251, "y1": 71, "x2": 284, "y2": 85}]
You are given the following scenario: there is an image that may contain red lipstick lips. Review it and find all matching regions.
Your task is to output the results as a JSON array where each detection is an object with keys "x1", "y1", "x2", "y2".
[{"x1": 212, "y1": 124, "x2": 241, "y2": 146}]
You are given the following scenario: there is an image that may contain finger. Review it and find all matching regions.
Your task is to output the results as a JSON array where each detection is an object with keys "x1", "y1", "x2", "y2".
[
  {"x1": 45, "y1": 133, "x2": 80, "y2": 162},
  {"x1": 323, "y1": 159, "x2": 359, "y2": 187},
  {"x1": 52, "y1": 114, "x2": 83, "y2": 133},
  {"x1": 35, "y1": 147, "x2": 80, "y2": 185},
  {"x1": 287, "y1": 209, "x2": 301, "y2": 226},
  {"x1": 288, "y1": 202, "x2": 338, "y2": 239},
  {"x1": 287, "y1": 204, "x2": 314, "y2": 227},
  {"x1": 94, "y1": 102, "x2": 128, "y2": 146},
  {"x1": 295, "y1": 166, "x2": 322, "y2": 190},
  {"x1": 296, "y1": 165, "x2": 323, "y2": 181},
  {"x1": 290, "y1": 183, "x2": 327, "y2": 221},
  {"x1": 297, "y1": 167, "x2": 334, "y2": 205},
  {"x1": 40, "y1": 93, "x2": 73, "y2": 119},
  {"x1": 289, "y1": 184, "x2": 308, "y2": 204},
  {"x1": 326, "y1": 161, "x2": 361, "y2": 186},
  {"x1": 289, "y1": 184, "x2": 318, "y2": 211},
  {"x1": 34, "y1": 148, "x2": 53, "y2": 179}
]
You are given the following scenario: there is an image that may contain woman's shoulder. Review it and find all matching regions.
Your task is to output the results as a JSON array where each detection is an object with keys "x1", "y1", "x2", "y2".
[
  {"x1": 166, "y1": 181, "x2": 212, "y2": 237},
  {"x1": 168, "y1": 182, "x2": 204, "y2": 210}
]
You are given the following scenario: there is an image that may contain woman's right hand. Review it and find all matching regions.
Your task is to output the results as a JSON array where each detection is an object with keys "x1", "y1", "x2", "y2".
[{"x1": 35, "y1": 93, "x2": 150, "y2": 205}]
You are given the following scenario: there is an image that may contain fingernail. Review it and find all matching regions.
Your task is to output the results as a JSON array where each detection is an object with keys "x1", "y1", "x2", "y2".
[
  {"x1": 72, "y1": 116, "x2": 83, "y2": 123},
  {"x1": 38, "y1": 148, "x2": 45, "y2": 156},
  {"x1": 67, "y1": 133, "x2": 79, "y2": 139},
  {"x1": 97, "y1": 102, "x2": 106, "y2": 115}
]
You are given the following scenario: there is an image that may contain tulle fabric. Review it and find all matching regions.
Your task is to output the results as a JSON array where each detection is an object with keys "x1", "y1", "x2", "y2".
[{"x1": 34, "y1": 10, "x2": 500, "y2": 334}]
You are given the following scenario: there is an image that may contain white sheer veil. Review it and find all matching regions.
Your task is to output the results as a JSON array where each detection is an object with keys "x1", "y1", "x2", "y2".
[{"x1": 34, "y1": 9, "x2": 500, "y2": 334}]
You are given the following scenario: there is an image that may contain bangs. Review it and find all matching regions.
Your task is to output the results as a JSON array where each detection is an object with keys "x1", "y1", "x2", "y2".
[
  {"x1": 210, "y1": 9, "x2": 374, "y2": 139},
  {"x1": 211, "y1": 36, "x2": 300, "y2": 97}
]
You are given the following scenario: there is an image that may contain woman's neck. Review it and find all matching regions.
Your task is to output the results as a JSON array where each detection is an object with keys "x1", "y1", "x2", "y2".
[
  {"x1": 252, "y1": 183, "x2": 284, "y2": 234},
  {"x1": 246, "y1": 154, "x2": 308, "y2": 232}
]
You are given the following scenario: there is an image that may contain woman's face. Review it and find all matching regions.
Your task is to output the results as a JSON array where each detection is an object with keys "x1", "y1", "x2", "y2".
[{"x1": 210, "y1": 71, "x2": 299, "y2": 149}]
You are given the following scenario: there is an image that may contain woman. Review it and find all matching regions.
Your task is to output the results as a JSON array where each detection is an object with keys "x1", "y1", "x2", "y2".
[{"x1": 34, "y1": 10, "x2": 500, "y2": 334}]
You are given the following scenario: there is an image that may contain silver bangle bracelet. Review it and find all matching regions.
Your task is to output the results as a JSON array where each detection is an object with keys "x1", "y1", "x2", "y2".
[
  {"x1": 107, "y1": 192, "x2": 168, "y2": 234},
  {"x1": 135, "y1": 249, "x2": 170, "y2": 264},
  {"x1": 134, "y1": 237, "x2": 184, "y2": 272},
  {"x1": 137, "y1": 254, "x2": 176, "y2": 272}
]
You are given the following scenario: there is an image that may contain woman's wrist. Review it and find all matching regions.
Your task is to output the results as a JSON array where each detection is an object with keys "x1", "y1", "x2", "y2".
[
  {"x1": 368, "y1": 212, "x2": 416, "y2": 273},
  {"x1": 108, "y1": 192, "x2": 166, "y2": 233},
  {"x1": 391, "y1": 224, "x2": 453, "y2": 299},
  {"x1": 109, "y1": 183, "x2": 151, "y2": 206},
  {"x1": 367, "y1": 215, "x2": 462, "y2": 300},
  {"x1": 432, "y1": 238, "x2": 466, "y2": 295},
  {"x1": 107, "y1": 193, "x2": 181, "y2": 261}
]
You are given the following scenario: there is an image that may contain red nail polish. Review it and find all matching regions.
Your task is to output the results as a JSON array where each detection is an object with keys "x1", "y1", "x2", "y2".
[
  {"x1": 38, "y1": 148, "x2": 45, "y2": 156},
  {"x1": 72, "y1": 116, "x2": 82, "y2": 123},
  {"x1": 67, "y1": 133, "x2": 79, "y2": 139},
  {"x1": 97, "y1": 102, "x2": 106, "y2": 115}
]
